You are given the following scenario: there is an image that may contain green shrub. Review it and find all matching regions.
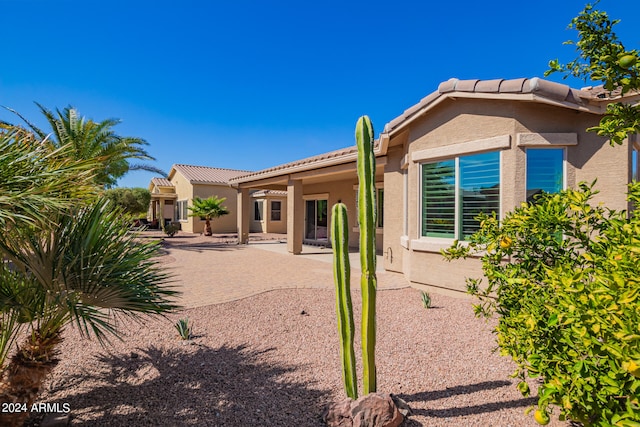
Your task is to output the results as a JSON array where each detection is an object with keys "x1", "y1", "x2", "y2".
[
  {"x1": 164, "y1": 223, "x2": 180, "y2": 237},
  {"x1": 443, "y1": 181, "x2": 640, "y2": 426}
]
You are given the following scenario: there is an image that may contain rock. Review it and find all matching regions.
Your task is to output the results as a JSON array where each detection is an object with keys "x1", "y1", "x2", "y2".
[
  {"x1": 323, "y1": 397, "x2": 353, "y2": 427},
  {"x1": 40, "y1": 413, "x2": 70, "y2": 427},
  {"x1": 323, "y1": 393, "x2": 406, "y2": 427},
  {"x1": 390, "y1": 394, "x2": 412, "y2": 418},
  {"x1": 350, "y1": 393, "x2": 403, "y2": 427}
]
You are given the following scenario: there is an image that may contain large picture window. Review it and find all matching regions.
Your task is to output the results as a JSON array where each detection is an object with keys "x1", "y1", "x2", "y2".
[
  {"x1": 526, "y1": 148, "x2": 564, "y2": 202},
  {"x1": 421, "y1": 151, "x2": 500, "y2": 240}
]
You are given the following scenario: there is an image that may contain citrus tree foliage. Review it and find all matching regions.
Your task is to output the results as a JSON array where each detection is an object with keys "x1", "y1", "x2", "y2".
[
  {"x1": 103, "y1": 187, "x2": 151, "y2": 217},
  {"x1": 546, "y1": 2, "x2": 640, "y2": 145},
  {"x1": 443, "y1": 182, "x2": 640, "y2": 426}
]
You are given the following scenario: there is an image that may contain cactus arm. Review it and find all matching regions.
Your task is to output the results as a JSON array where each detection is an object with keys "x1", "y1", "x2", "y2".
[
  {"x1": 331, "y1": 202, "x2": 358, "y2": 399},
  {"x1": 355, "y1": 115, "x2": 377, "y2": 394}
]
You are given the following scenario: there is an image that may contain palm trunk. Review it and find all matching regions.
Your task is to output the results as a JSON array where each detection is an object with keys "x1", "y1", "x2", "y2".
[
  {"x1": 0, "y1": 330, "x2": 62, "y2": 427},
  {"x1": 205, "y1": 219, "x2": 212, "y2": 236}
]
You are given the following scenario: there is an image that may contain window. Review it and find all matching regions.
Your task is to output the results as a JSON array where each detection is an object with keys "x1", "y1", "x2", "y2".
[
  {"x1": 633, "y1": 148, "x2": 638, "y2": 182},
  {"x1": 421, "y1": 151, "x2": 500, "y2": 240},
  {"x1": 254, "y1": 200, "x2": 263, "y2": 221},
  {"x1": 526, "y1": 148, "x2": 564, "y2": 202},
  {"x1": 271, "y1": 200, "x2": 281, "y2": 221},
  {"x1": 175, "y1": 200, "x2": 188, "y2": 221}
]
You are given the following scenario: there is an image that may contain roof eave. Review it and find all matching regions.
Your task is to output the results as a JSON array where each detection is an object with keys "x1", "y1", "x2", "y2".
[{"x1": 384, "y1": 91, "x2": 605, "y2": 138}]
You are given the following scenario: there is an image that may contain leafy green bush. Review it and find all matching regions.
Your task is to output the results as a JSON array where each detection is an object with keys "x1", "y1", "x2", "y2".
[
  {"x1": 164, "y1": 223, "x2": 180, "y2": 237},
  {"x1": 443, "y1": 181, "x2": 640, "y2": 426}
]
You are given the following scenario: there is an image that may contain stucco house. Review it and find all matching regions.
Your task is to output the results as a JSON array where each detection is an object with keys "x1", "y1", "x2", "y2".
[
  {"x1": 148, "y1": 164, "x2": 250, "y2": 233},
  {"x1": 230, "y1": 77, "x2": 640, "y2": 294}
]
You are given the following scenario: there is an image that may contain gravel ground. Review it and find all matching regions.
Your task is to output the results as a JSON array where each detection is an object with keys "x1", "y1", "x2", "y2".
[{"x1": 25, "y1": 287, "x2": 567, "y2": 427}]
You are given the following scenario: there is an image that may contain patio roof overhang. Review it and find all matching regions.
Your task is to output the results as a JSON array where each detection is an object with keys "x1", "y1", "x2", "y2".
[
  {"x1": 150, "y1": 193, "x2": 178, "y2": 200},
  {"x1": 231, "y1": 156, "x2": 387, "y2": 190}
]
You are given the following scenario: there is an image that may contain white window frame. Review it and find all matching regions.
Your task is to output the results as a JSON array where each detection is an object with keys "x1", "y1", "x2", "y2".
[
  {"x1": 175, "y1": 200, "x2": 188, "y2": 222},
  {"x1": 413, "y1": 151, "x2": 502, "y2": 252}
]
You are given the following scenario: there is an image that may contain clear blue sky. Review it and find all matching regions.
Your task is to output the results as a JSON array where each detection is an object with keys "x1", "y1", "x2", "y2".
[{"x1": 1, "y1": 0, "x2": 638, "y2": 189}]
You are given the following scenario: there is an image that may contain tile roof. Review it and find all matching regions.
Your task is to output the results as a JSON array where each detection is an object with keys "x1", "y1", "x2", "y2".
[
  {"x1": 231, "y1": 77, "x2": 623, "y2": 186},
  {"x1": 151, "y1": 177, "x2": 173, "y2": 187},
  {"x1": 384, "y1": 77, "x2": 602, "y2": 133},
  {"x1": 172, "y1": 164, "x2": 252, "y2": 185},
  {"x1": 251, "y1": 189, "x2": 288, "y2": 197},
  {"x1": 230, "y1": 145, "x2": 363, "y2": 184}
]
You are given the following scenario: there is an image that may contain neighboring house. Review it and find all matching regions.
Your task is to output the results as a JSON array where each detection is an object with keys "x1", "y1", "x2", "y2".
[
  {"x1": 230, "y1": 77, "x2": 640, "y2": 294},
  {"x1": 250, "y1": 190, "x2": 288, "y2": 234},
  {"x1": 148, "y1": 164, "x2": 250, "y2": 233}
]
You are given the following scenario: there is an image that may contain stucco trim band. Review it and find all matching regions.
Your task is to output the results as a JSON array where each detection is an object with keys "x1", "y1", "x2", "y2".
[
  {"x1": 516, "y1": 132, "x2": 578, "y2": 146},
  {"x1": 411, "y1": 135, "x2": 511, "y2": 163}
]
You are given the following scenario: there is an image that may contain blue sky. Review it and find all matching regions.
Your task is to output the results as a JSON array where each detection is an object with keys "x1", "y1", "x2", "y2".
[{"x1": 1, "y1": 0, "x2": 638, "y2": 188}]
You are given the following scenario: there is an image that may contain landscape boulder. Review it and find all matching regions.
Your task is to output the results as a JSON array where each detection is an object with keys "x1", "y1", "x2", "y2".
[{"x1": 323, "y1": 393, "x2": 407, "y2": 427}]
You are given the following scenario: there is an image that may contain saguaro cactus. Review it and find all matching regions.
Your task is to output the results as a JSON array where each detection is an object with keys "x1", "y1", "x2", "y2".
[
  {"x1": 331, "y1": 202, "x2": 357, "y2": 399},
  {"x1": 331, "y1": 115, "x2": 378, "y2": 399},
  {"x1": 355, "y1": 115, "x2": 377, "y2": 394}
]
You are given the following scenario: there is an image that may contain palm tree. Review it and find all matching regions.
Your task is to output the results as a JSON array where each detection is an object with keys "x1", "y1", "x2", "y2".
[
  {"x1": 0, "y1": 124, "x2": 178, "y2": 427},
  {"x1": 4, "y1": 104, "x2": 166, "y2": 188},
  {"x1": 188, "y1": 196, "x2": 230, "y2": 236},
  {"x1": 0, "y1": 123, "x2": 98, "y2": 225}
]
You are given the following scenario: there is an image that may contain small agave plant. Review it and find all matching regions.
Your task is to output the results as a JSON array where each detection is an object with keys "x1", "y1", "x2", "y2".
[
  {"x1": 175, "y1": 318, "x2": 192, "y2": 340},
  {"x1": 420, "y1": 291, "x2": 432, "y2": 309}
]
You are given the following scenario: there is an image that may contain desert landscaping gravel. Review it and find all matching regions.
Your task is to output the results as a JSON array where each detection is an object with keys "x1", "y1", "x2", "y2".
[{"x1": 28, "y1": 286, "x2": 567, "y2": 426}]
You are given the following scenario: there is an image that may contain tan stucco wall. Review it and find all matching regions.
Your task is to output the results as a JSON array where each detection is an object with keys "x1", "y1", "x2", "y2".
[
  {"x1": 250, "y1": 196, "x2": 287, "y2": 234},
  {"x1": 303, "y1": 175, "x2": 384, "y2": 252},
  {"x1": 167, "y1": 171, "x2": 239, "y2": 234},
  {"x1": 387, "y1": 97, "x2": 632, "y2": 294},
  {"x1": 381, "y1": 145, "x2": 405, "y2": 273},
  {"x1": 192, "y1": 184, "x2": 239, "y2": 234},
  {"x1": 169, "y1": 173, "x2": 194, "y2": 232}
]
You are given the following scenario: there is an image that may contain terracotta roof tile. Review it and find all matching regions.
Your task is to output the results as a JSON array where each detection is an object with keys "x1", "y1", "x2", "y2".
[
  {"x1": 151, "y1": 177, "x2": 173, "y2": 187},
  {"x1": 172, "y1": 164, "x2": 251, "y2": 184},
  {"x1": 230, "y1": 146, "x2": 360, "y2": 183},
  {"x1": 384, "y1": 77, "x2": 601, "y2": 133}
]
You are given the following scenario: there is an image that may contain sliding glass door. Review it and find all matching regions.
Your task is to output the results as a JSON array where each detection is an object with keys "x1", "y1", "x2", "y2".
[{"x1": 304, "y1": 199, "x2": 328, "y2": 243}]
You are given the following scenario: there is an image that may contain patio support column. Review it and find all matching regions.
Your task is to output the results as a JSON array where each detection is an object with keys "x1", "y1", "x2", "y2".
[
  {"x1": 287, "y1": 179, "x2": 303, "y2": 254},
  {"x1": 237, "y1": 187, "x2": 250, "y2": 244},
  {"x1": 159, "y1": 199, "x2": 165, "y2": 230}
]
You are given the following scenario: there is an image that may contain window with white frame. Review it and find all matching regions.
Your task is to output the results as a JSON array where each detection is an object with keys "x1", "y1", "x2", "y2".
[
  {"x1": 271, "y1": 200, "x2": 281, "y2": 221},
  {"x1": 421, "y1": 151, "x2": 500, "y2": 240},
  {"x1": 254, "y1": 200, "x2": 263, "y2": 221},
  {"x1": 175, "y1": 200, "x2": 188, "y2": 221},
  {"x1": 526, "y1": 148, "x2": 564, "y2": 202}
]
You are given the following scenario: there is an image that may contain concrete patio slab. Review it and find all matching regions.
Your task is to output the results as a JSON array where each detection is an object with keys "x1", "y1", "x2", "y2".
[{"x1": 156, "y1": 232, "x2": 409, "y2": 309}]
